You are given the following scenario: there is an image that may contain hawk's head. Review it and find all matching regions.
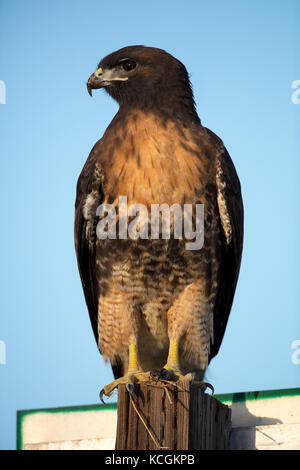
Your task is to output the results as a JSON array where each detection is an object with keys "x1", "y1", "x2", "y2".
[{"x1": 87, "y1": 45, "x2": 198, "y2": 120}]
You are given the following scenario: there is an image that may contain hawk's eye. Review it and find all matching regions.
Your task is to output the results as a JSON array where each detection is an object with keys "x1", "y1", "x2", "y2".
[{"x1": 122, "y1": 60, "x2": 136, "y2": 72}]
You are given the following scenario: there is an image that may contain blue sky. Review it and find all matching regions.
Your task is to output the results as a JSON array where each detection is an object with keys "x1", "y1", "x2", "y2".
[{"x1": 0, "y1": 0, "x2": 299, "y2": 450}]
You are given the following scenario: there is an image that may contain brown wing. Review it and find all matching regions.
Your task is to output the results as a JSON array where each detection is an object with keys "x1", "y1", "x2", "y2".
[
  {"x1": 75, "y1": 142, "x2": 124, "y2": 379},
  {"x1": 74, "y1": 143, "x2": 104, "y2": 345},
  {"x1": 209, "y1": 142, "x2": 244, "y2": 361}
]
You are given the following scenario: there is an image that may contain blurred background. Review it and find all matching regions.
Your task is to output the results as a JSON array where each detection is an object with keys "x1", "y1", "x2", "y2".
[{"x1": 0, "y1": 0, "x2": 299, "y2": 450}]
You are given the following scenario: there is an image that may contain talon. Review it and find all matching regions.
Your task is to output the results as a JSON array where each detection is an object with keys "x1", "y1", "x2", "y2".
[
  {"x1": 126, "y1": 382, "x2": 135, "y2": 396},
  {"x1": 194, "y1": 380, "x2": 215, "y2": 394},
  {"x1": 99, "y1": 388, "x2": 106, "y2": 404},
  {"x1": 99, "y1": 383, "x2": 116, "y2": 403},
  {"x1": 203, "y1": 382, "x2": 214, "y2": 394}
]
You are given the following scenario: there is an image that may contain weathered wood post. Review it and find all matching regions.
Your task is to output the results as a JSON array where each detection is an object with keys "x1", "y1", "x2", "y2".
[{"x1": 115, "y1": 381, "x2": 231, "y2": 450}]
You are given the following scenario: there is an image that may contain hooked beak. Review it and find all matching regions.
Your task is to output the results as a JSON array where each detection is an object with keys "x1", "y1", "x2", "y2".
[
  {"x1": 87, "y1": 66, "x2": 129, "y2": 96},
  {"x1": 87, "y1": 67, "x2": 105, "y2": 97}
]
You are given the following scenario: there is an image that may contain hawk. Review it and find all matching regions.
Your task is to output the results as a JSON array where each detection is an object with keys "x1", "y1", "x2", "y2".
[{"x1": 74, "y1": 46, "x2": 243, "y2": 399}]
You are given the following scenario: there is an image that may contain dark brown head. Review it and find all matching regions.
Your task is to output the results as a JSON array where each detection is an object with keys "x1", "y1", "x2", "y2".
[{"x1": 87, "y1": 45, "x2": 200, "y2": 123}]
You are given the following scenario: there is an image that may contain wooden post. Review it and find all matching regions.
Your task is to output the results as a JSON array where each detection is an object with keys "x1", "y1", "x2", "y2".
[{"x1": 115, "y1": 381, "x2": 231, "y2": 450}]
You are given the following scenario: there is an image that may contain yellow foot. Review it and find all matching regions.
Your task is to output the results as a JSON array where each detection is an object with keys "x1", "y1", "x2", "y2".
[
  {"x1": 154, "y1": 339, "x2": 214, "y2": 393},
  {"x1": 99, "y1": 371, "x2": 152, "y2": 403}
]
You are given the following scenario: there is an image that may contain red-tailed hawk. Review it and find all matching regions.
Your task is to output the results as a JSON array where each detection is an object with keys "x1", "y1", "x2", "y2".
[{"x1": 74, "y1": 46, "x2": 243, "y2": 400}]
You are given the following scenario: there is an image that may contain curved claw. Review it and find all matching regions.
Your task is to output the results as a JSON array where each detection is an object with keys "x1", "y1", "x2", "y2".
[
  {"x1": 195, "y1": 381, "x2": 215, "y2": 395},
  {"x1": 126, "y1": 382, "x2": 135, "y2": 397},
  {"x1": 99, "y1": 386, "x2": 115, "y2": 403},
  {"x1": 203, "y1": 382, "x2": 215, "y2": 395},
  {"x1": 99, "y1": 388, "x2": 106, "y2": 404}
]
